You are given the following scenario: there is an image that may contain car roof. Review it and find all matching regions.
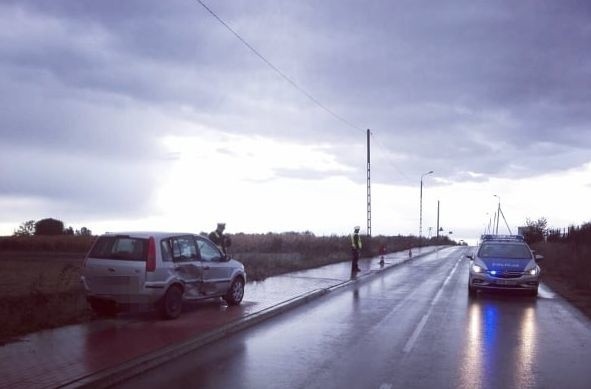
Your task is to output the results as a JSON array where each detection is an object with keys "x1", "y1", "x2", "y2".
[{"x1": 101, "y1": 232, "x2": 199, "y2": 239}]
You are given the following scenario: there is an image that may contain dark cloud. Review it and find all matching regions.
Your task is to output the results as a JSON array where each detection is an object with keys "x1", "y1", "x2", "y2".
[
  {"x1": 1, "y1": 0, "x2": 590, "y2": 223},
  {"x1": 0, "y1": 74, "x2": 169, "y2": 161},
  {"x1": 0, "y1": 143, "x2": 167, "y2": 218}
]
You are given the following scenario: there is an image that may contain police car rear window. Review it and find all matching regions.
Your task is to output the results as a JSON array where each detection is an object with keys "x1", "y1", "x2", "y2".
[{"x1": 89, "y1": 236, "x2": 148, "y2": 261}]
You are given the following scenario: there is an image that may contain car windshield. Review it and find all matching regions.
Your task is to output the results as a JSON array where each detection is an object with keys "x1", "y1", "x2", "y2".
[{"x1": 477, "y1": 243, "x2": 532, "y2": 259}]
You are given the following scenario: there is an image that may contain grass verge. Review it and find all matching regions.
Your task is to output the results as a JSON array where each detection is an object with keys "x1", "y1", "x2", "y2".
[
  {"x1": 0, "y1": 291, "x2": 91, "y2": 346},
  {"x1": 0, "y1": 248, "x2": 353, "y2": 344},
  {"x1": 533, "y1": 242, "x2": 591, "y2": 320}
]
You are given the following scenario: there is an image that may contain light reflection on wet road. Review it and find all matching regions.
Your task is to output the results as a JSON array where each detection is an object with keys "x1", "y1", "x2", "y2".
[{"x1": 118, "y1": 247, "x2": 591, "y2": 389}]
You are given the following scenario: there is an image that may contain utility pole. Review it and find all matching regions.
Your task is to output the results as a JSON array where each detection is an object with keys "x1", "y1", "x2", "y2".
[
  {"x1": 367, "y1": 129, "x2": 371, "y2": 237},
  {"x1": 496, "y1": 204, "x2": 500, "y2": 234},
  {"x1": 492, "y1": 212, "x2": 498, "y2": 235},
  {"x1": 498, "y1": 207, "x2": 513, "y2": 235},
  {"x1": 494, "y1": 195, "x2": 501, "y2": 235}
]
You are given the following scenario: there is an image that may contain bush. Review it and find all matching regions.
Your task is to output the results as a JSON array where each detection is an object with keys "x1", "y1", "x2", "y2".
[
  {"x1": 35, "y1": 218, "x2": 65, "y2": 236},
  {"x1": 229, "y1": 232, "x2": 455, "y2": 281},
  {"x1": 533, "y1": 241, "x2": 591, "y2": 291},
  {"x1": 0, "y1": 236, "x2": 95, "y2": 253}
]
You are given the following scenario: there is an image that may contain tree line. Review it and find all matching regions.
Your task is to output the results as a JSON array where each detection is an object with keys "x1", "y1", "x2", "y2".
[
  {"x1": 13, "y1": 218, "x2": 92, "y2": 237},
  {"x1": 522, "y1": 217, "x2": 591, "y2": 246}
]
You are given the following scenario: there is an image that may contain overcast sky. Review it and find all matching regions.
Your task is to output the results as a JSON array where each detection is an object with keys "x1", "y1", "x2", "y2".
[{"x1": 1, "y1": 0, "x2": 590, "y2": 243}]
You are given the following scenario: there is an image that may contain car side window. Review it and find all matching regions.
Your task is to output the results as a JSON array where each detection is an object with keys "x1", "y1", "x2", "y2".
[
  {"x1": 160, "y1": 239, "x2": 172, "y2": 262},
  {"x1": 196, "y1": 236, "x2": 223, "y2": 262},
  {"x1": 169, "y1": 236, "x2": 200, "y2": 262}
]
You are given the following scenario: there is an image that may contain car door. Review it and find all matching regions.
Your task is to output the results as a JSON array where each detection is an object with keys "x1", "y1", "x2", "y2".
[
  {"x1": 167, "y1": 235, "x2": 203, "y2": 299},
  {"x1": 195, "y1": 236, "x2": 233, "y2": 296}
]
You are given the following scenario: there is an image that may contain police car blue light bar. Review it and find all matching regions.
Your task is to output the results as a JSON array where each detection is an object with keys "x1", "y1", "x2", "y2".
[{"x1": 480, "y1": 234, "x2": 524, "y2": 241}]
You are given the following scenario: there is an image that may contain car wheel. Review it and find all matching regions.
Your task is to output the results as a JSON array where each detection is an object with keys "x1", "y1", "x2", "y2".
[
  {"x1": 224, "y1": 277, "x2": 244, "y2": 306},
  {"x1": 89, "y1": 299, "x2": 117, "y2": 317},
  {"x1": 160, "y1": 285, "x2": 183, "y2": 319}
]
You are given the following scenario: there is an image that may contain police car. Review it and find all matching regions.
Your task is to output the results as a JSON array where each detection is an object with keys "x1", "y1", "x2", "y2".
[{"x1": 467, "y1": 235, "x2": 543, "y2": 296}]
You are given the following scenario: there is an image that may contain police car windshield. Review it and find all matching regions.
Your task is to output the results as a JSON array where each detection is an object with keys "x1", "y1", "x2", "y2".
[{"x1": 477, "y1": 243, "x2": 532, "y2": 259}]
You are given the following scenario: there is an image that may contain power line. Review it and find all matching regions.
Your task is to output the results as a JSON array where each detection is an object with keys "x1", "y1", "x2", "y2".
[
  {"x1": 195, "y1": 0, "x2": 364, "y2": 133},
  {"x1": 371, "y1": 133, "x2": 414, "y2": 184}
]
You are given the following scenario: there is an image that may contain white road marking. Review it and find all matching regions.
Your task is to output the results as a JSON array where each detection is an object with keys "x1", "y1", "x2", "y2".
[
  {"x1": 431, "y1": 258, "x2": 461, "y2": 306},
  {"x1": 403, "y1": 257, "x2": 461, "y2": 353},
  {"x1": 403, "y1": 313, "x2": 429, "y2": 353}
]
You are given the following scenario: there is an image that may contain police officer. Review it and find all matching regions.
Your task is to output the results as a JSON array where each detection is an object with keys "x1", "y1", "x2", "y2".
[
  {"x1": 379, "y1": 244, "x2": 386, "y2": 266},
  {"x1": 351, "y1": 226, "x2": 362, "y2": 272},
  {"x1": 209, "y1": 223, "x2": 231, "y2": 255}
]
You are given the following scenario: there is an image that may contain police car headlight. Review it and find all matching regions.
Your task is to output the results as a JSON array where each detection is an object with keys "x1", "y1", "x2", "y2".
[
  {"x1": 527, "y1": 267, "x2": 539, "y2": 276},
  {"x1": 471, "y1": 264, "x2": 484, "y2": 273}
]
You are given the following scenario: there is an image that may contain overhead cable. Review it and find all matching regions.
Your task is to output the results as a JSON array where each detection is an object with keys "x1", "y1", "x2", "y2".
[
  {"x1": 371, "y1": 133, "x2": 415, "y2": 184},
  {"x1": 195, "y1": 0, "x2": 364, "y2": 133}
]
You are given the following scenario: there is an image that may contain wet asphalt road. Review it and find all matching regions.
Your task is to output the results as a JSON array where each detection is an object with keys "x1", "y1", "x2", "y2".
[{"x1": 117, "y1": 247, "x2": 591, "y2": 389}]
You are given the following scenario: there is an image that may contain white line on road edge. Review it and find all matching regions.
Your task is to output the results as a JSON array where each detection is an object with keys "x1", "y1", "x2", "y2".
[{"x1": 403, "y1": 257, "x2": 461, "y2": 353}]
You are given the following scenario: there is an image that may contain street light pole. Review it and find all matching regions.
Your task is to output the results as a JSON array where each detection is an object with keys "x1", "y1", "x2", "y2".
[
  {"x1": 436, "y1": 200, "x2": 440, "y2": 239},
  {"x1": 419, "y1": 170, "x2": 434, "y2": 244},
  {"x1": 494, "y1": 195, "x2": 501, "y2": 234}
]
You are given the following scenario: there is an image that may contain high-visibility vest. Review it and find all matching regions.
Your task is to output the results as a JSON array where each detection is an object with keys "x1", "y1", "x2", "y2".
[{"x1": 350, "y1": 233, "x2": 362, "y2": 249}]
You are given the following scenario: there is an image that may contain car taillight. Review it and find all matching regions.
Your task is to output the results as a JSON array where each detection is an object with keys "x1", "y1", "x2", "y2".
[{"x1": 146, "y1": 237, "x2": 156, "y2": 272}]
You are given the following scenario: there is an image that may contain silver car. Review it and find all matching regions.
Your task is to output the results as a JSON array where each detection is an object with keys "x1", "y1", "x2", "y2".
[
  {"x1": 467, "y1": 235, "x2": 543, "y2": 296},
  {"x1": 81, "y1": 232, "x2": 246, "y2": 319}
]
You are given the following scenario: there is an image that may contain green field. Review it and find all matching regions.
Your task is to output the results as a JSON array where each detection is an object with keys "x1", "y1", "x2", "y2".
[
  {"x1": 0, "y1": 233, "x2": 444, "y2": 344},
  {"x1": 1, "y1": 239, "x2": 589, "y2": 345}
]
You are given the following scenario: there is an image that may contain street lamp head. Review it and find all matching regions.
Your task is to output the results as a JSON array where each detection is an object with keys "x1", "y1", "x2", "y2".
[
  {"x1": 494, "y1": 194, "x2": 501, "y2": 205},
  {"x1": 421, "y1": 170, "x2": 434, "y2": 180}
]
